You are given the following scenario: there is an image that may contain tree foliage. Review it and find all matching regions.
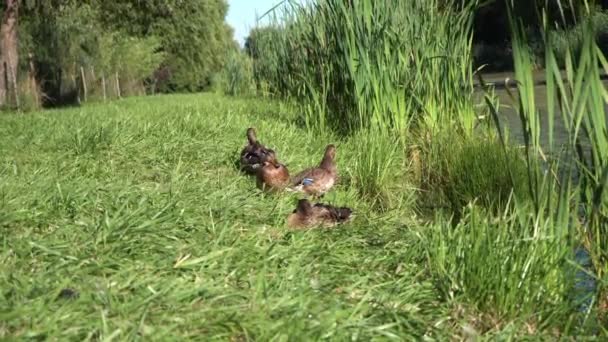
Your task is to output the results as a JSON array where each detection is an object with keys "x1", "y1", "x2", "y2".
[
  {"x1": 3, "y1": 0, "x2": 235, "y2": 107},
  {"x1": 98, "y1": 0, "x2": 235, "y2": 92}
]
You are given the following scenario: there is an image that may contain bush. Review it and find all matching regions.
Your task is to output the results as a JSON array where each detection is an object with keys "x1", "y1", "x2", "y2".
[{"x1": 96, "y1": 33, "x2": 165, "y2": 97}]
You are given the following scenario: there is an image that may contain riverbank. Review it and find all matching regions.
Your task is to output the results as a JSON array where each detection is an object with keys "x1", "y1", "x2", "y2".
[{"x1": 0, "y1": 94, "x2": 602, "y2": 339}]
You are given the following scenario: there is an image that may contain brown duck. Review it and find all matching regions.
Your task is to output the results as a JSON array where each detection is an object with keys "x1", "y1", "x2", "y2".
[
  {"x1": 287, "y1": 199, "x2": 353, "y2": 229},
  {"x1": 256, "y1": 157, "x2": 290, "y2": 192},
  {"x1": 239, "y1": 127, "x2": 276, "y2": 174},
  {"x1": 289, "y1": 144, "x2": 337, "y2": 198}
]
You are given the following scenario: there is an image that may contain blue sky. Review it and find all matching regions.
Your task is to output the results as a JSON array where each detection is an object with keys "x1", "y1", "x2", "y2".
[{"x1": 227, "y1": 0, "x2": 282, "y2": 46}]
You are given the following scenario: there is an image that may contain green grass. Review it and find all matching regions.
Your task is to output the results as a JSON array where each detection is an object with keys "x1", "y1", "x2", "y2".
[
  {"x1": 0, "y1": 94, "x2": 436, "y2": 340},
  {"x1": 4, "y1": 0, "x2": 608, "y2": 338},
  {"x1": 1, "y1": 94, "x2": 596, "y2": 340},
  {"x1": 251, "y1": 0, "x2": 476, "y2": 134}
]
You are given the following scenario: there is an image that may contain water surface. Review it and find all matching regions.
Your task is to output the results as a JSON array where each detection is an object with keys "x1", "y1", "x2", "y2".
[{"x1": 474, "y1": 71, "x2": 608, "y2": 151}]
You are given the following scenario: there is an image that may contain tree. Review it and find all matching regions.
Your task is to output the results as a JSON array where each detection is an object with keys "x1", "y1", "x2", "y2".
[
  {"x1": 2, "y1": 0, "x2": 236, "y2": 107},
  {"x1": 0, "y1": 0, "x2": 19, "y2": 107},
  {"x1": 98, "y1": 0, "x2": 235, "y2": 92}
]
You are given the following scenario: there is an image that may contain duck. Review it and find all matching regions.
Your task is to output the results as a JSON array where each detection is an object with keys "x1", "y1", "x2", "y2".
[
  {"x1": 287, "y1": 199, "x2": 353, "y2": 229},
  {"x1": 289, "y1": 144, "x2": 337, "y2": 198},
  {"x1": 256, "y1": 157, "x2": 290, "y2": 192},
  {"x1": 239, "y1": 127, "x2": 276, "y2": 174}
]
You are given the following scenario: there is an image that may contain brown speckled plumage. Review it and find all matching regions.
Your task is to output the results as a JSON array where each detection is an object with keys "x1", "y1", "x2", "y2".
[
  {"x1": 256, "y1": 158, "x2": 290, "y2": 192},
  {"x1": 290, "y1": 144, "x2": 337, "y2": 197},
  {"x1": 287, "y1": 199, "x2": 352, "y2": 229}
]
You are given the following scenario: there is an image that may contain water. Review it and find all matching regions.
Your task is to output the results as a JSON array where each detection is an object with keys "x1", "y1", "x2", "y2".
[
  {"x1": 475, "y1": 72, "x2": 604, "y2": 327},
  {"x1": 574, "y1": 247, "x2": 596, "y2": 314},
  {"x1": 474, "y1": 71, "x2": 608, "y2": 151}
]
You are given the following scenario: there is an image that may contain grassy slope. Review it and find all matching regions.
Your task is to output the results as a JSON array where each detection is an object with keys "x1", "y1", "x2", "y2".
[{"x1": 0, "y1": 94, "x2": 454, "y2": 340}]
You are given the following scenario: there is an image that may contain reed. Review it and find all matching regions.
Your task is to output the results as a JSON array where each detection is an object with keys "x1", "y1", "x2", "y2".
[
  {"x1": 251, "y1": 0, "x2": 481, "y2": 205},
  {"x1": 253, "y1": 0, "x2": 478, "y2": 135},
  {"x1": 481, "y1": 0, "x2": 607, "y2": 328}
]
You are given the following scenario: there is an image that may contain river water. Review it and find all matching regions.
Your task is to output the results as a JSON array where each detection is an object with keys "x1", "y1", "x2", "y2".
[{"x1": 474, "y1": 71, "x2": 608, "y2": 151}]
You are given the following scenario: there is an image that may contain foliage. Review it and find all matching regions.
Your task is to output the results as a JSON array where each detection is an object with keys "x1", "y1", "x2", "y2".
[
  {"x1": 98, "y1": 0, "x2": 236, "y2": 92},
  {"x1": 482, "y1": 0, "x2": 608, "y2": 329},
  {"x1": 246, "y1": 0, "x2": 479, "y2": 204},
  {"x1": 549, "y1": 6, "x2": 608, "y2": 67},
  {"x1": 217, "y1": 50, "x2": 255, "y2": 97},
  {"x1": 10, "y1": 0, "x2": 235, "y2": 107},
  {"x1": 97, "y1": 33, "x2": 165, "y2": 90},
  {"x1": 244, "y1": 26, "x2": 283, "y2": 95}
]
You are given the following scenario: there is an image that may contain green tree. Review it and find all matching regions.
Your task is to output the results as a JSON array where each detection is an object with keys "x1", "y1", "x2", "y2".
[{"x1": 98, "y1": 0, "x2": 235, "y2": 92}]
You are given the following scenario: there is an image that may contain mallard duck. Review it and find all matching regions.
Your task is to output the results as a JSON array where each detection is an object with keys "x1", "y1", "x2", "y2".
[
  {"x1": 289, "y1": 144, "x2": 337, "y2": 198},
  {"x1": 240, "y1": 127, "x2": 276, "y2": 174},
  {"x1": 287, "y1": 199, "x2": 352, "y2": 229},
  {"x1": 256, "y1": 157, "x2": 290, "y2": 192}
]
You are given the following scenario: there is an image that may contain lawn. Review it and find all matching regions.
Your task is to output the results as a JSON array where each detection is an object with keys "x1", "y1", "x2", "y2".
[
  {"x1": 0, "y1": 93, "x2": 600, "y2": 340},
  {"x1": 0, "y1": 94, "x2": 448, "y2": 340}
]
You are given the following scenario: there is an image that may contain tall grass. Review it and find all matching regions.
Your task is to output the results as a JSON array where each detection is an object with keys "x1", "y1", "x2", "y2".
[
  {"x1": 251, "y1": 0, "x2": 481, "y2": 207},
  {"x1": 253, "y1": 0, "x2": 478, "y2": 135},
  {"x1": 481, "y1": 0, "x2": 608, "y2": 328},
  {"x1": 423, "y1": 199, "x2": 576, "y2": 331},
  {"x1": 215, "y1": 50, "x2": 256, "y2": 97},
  {"x1": 245, "y1": 2, "x2": 607, "y2": 334},
  {"x1": 418, "y1": 131, "x2": 530, "y2": 218}
]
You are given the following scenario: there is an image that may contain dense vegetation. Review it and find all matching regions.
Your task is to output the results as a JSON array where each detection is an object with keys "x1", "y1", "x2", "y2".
[
  {"x1": 1, "y1": 0, "x2": 607, "y2": 339},
  {"x1": 242, "y1": 0, "x2": 608, "y2": 336},
  {"x1": 0, "y1": 0, "x2": 236, "y2": 109}
]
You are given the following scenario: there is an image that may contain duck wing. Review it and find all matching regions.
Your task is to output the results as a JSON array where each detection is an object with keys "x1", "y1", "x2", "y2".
[
  {"x1": 313, "y1": 203, "x2": 352, "y2": 222},
  {"x1": 291, "y1": 167, "x2": 328, "y2": 186}
]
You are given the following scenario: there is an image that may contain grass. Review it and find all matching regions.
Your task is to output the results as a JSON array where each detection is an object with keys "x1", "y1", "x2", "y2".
[
  {"x1": 416, "y1": 127, "x2": 531, "y2": 218},
  {"x1": 252, "y1": 0, "x2": 476, "y2": 134},
  {"x1": 0, "y1": 94, "x2": 437, "y2": 340},
  {"x1": 1, "y1": 93, "x2": 597, "y2": 339},
  {"x1": 3, "y1": 0, "x2": 608, "y2": 338}
]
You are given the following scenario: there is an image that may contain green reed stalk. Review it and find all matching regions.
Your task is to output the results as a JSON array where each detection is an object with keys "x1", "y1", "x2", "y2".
[
  {"x1": 253, "y1": 0, "x2": 478, "y2": 135},
  {"x1": 483, "y1": 0, "x2": 607, "y2": 326}
]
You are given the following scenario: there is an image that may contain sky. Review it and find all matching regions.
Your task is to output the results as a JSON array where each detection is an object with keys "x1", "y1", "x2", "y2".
[{"x1": 227, "y1": 0, "x2": 282, "y2": 47}]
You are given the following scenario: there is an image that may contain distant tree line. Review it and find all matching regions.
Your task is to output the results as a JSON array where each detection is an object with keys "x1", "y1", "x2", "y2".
[
  {"x1": 469, "y1": 0, "x2": 608, "y2": 70},
  {"x1": 0, "y1": 0, "x2": 237, "y2": 109}
]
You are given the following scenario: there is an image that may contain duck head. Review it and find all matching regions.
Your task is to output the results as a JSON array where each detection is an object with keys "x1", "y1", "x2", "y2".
[
  {"x1": 246, "y1": 127, "x2": 257, "y2": 145},
  {"x1": 319, "y1": 144, "x2": 336, "y2": 170},
  {"x1": 294, "y1": 198, "x2": 313, "y2": 215},
  {"x1": 261, "y1": 156, "x2": 285, "y2": 172}
]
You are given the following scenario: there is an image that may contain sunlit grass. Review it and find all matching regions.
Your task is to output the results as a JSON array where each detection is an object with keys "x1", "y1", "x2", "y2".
[
  {"x1": 481, "y1": 0, "x2": 608, "y2": 330},
  {"x1": 2, "y1": 0, "x2": 608, "y2": 338},
  {"x1": 0, "y1": 94, "x2": 449, "y2": 340},
  {"x1": 1, "y1": 93, "x2": 596, "y2": 339}
]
